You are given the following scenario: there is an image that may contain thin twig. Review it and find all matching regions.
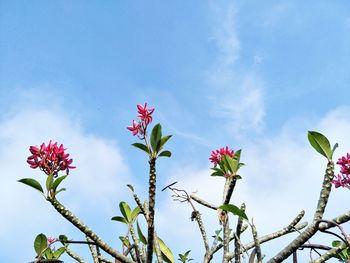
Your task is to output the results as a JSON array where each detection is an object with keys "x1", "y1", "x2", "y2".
[{"x1": 168, "y1": 186, "x2": 210, "y2": 252}]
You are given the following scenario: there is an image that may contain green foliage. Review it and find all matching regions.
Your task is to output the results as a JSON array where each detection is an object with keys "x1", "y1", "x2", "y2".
[
  {"x1": 33, "y1": 233, "x2": 66, "y2": 260},
  {"x1": 119, "y1": 201, "x2": 132, "y2": 223},
  {"x1": 151, "y1": 123, "x2": 162, "y2": 154},
  {"x1": 157, "y1": 237, "x2": 175, "y2": 263},
  {"x1": 34, "y1": 233, "x2": 47, "y2": 257},
  {"x1": 332, "y1": 240, "x2": 350, "y2": 262},
  {"x1": 308, "y1": 131, "x2": 335, "y2": 160},
  {"x1": 126, "y1": 184, "x2": 135, "y2": 192},
  {"x1": 210, "y1": 149, "x2": 244, "y2": 177},
  {"x1": 46, "y1": 174, "x2": 54, "y2": 192},
  {"x1": 136, "y1": 220, "x2": 147, "y2": 245},
  {"x1": 111, "y1": 216, "x2": 128, "y2": 224},
  {"x1": 119, "y1": 236, "x2": 130, "y2": 248},
  {"x1": 158, "y1": 150, "x2": 172, "y2": 157},
  {"x1": 132, "y1": 143, "x2": 150, "y2": 154},
  {"x1": 112, "y1": 202, "x2": 141, "y2": 224},
  {"x1": 178, "y1": 250, "x2": 193, "y2": 263},
  {"x1": 18, "y1": 178, "x2": 44, "y2": 194},
  {"x1": 53, "y1": 247, "x2": 65, "y2": 259},
  {"x1": 52, "y1": 175, "x2": 67, "y2": 194},
  {"x1": 219, "y1": 204, "x2": 248, "y2": 220}
]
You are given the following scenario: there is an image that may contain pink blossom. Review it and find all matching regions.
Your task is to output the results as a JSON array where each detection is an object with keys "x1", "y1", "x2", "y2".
[
  {"x1": 47, "y1": 236, "x2": 56, "y2": 245},
  {"x1": 27, "y1": 140, "x2": 75, "y2": 176},
  {"x1": 127, "y1": 103, "x2": 154, "y2": 137},
  {"x1": 137, "y1": 103, "x2": 154, "y2": 126},
  {"x1": 333, "y1": 153, "x2": 350, "y2": 189},
  {"x1": 336, "y1": 153, "x2": 350, "y2": 175},
  {"x1": 127, "y1": 120, "x2": 143, "y2": 136},
  {"x1": 209, "y1": 146, "x2": 234, "y2": 167}
]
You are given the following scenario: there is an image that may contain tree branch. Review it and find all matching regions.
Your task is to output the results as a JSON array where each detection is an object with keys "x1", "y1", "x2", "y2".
[{"x1": 47, "y1": 197, "x2": 135, "y2": 263}]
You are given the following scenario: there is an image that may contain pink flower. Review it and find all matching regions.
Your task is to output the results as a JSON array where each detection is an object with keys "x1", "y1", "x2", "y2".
[
  {"x1": 333, "y1": 153, "x2": 350, "y2": 189},
  {"x1": 47, "y1": 236, "x2": 56, "y2": 245},
  {"x1": 336, "y1": 153, "x2": 350, "y2": 175},
  {"x1": 27, "y1": 141, "x2": 75, "y2": 176},
  {"x1": 332, "y1": 174, "x2": 350, "y2": 190},
  {"x1": 127, "y1": 120, "x2": 143, "y2": 136},
  {"x1": 137, "y1": 103, "x2": 154, "y2": 126},
  {"x1": 209, "y1": 146, "x2": 234, "y2": 167},
  {"x1": 127, "y1": 103, "x2": 154, "y2": 137}
]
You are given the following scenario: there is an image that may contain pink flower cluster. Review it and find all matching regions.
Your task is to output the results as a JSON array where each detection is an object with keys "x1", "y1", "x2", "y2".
[
  {"x1": 127, "y1": 103, "x2": 154, "y2": 137},
  {"x1": 47, "y1": 236, "x2": 56, "y2": 245},
  {"x1": 27, "y1": 141, "x2": 75, "y2": 176},
  {"x1": 209, "y1": 146, "x2": 234, "y2": 167},
  {"x1": 333, "y1": 153, "x2": 350, "y2": 190}
]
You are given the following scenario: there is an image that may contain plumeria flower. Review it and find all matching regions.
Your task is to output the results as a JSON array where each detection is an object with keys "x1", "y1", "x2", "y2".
[
  {"x1": 27, "y1": 140, "x2": 75, "y2": 176},
  {"x1": 127, "y1": 120, "x2": 142, "y2": 136},
  {"x1": 209, "y1": 146, "x2": 234, "y2": 167},
  {"x1": 333, "y1": 153, "x2": 350, "y2": 189},
  {"x1": 336, "y1": 153, "x2": 350, "y2": 175},
  {"x1": 127, "y1": 103, "x2": 154, "y2": 137},
  {"x1": 137, "y1": 103, "x2": 154, "y2": 126},
  {"x1": 47, "y1": 236, "x2": 56, "y2": 245}
]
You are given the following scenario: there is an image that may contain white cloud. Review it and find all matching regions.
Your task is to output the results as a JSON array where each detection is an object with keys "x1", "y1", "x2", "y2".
[
  {"x1": 0, "y1": 102, "x2": 134, "y2": 261},
  {"x1": 207, "y1": 1, "x2": 265, "y2": 137},
  {"x1": 209, "y1": 1, "x2": 240, "y2": 66},
  {"x1": 156, "y1": 106, "x2": 350, "y2": 262}
]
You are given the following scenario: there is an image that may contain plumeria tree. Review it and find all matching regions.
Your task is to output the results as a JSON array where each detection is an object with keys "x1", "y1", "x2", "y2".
[{"x1": 19, "y1": 103, "x2": 350, "y2": 263}]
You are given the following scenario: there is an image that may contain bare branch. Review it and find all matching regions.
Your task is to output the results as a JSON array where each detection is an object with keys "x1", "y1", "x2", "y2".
[{"x1": 190, "y1": 194, "x2": 218, "y2": 210}]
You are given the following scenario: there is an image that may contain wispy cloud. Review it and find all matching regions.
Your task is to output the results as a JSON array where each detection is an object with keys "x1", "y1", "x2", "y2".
[{"x1": 207, "y1": 1, "x2": 265, "y2": 137}]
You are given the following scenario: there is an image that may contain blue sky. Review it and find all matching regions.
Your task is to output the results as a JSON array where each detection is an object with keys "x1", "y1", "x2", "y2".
[{"x1": 1, "y1": 1, "x2": 350, "y2": 262}]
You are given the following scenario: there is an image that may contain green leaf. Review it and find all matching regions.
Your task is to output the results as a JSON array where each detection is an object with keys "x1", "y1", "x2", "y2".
[
  {"x1": 55, "y1": 188, "x2": 66, "y2": 195},
  {"x1": 18, "y1": 178, "x2": 44, "y2": 194},
  {"x1": 44, "y1": 249, "x2": 53, "y2": 259},
  {"x1": 157, "y1": 237, "x2": 175, "y2": 263},
  {"x1": 58, "y1": 235, "x2": 68, "y2": 244},
  {"x1": 131, "y1": 206, "x2": 141, "y2": 221},
  {"x1": 119, "y1": 201, "x2": 132, "y2": 223},
  {"x1": 132, "y1": 143, "x2": 150, "y2": 154},
  {"x1": 34, "y1": 233, "x2": 48, "y2": 256},
  {"x1": 210, "y1": 167, "x2": 224, "y2": 177},
  {"x1": 308, "y1": 131, "x2": 332, "y2": 160},
  {"x1": 332, "y1": 240, "x2": 341, "y2": 247},
  {"x1": 52, "y1": 175, "x2": 67, "y2": 192},
  {"x1": 223, "y1": 155, "x2": 236, "y2": 174},
  {"x1": 119, "y1": 236, "x2": 130, "y2": 247},
  {"x1": 219, "y1": 204, "x2": 248, "y2": 220},
  {"x1": 160, "y1": 135, "x2": 172, "y2": 148},
  {"x1": 150, "y1": 123, "x2": 162, "y2": 153},
  {"x1": 111, "y1": 216, "x2": 128, "y2": 224},
  {"x1": 136, "y1": 220, "x2": 147, "y2": 244},
  {"x1": 53, "y1": 247, "x2": 65, "y2": 259},
  {"x1": 158, "y1": 150, "x2": 171, "y2": 157},
  {"x1": 46, "y1": 174, "x2": 54, "y2": 192},
  {"x1": 127, "y1": 184, "x2": 134, "y2": 192},
  {"x1": 232, "y1": 149, "x2": 242, "y2": 173},
  {"x1": 332, "y1": 143, "x2": 339, "y2": 156},
  {"x1": 184, "y1": 250, "x2": 191, "y2": 257}
]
